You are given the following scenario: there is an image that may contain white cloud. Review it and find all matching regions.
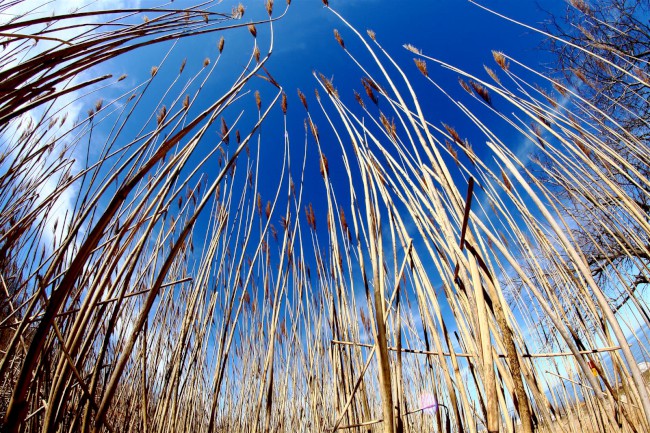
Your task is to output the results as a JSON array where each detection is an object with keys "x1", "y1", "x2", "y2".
[{"x1": 1, "y1": 1, "x2": 142, "y2": 249}]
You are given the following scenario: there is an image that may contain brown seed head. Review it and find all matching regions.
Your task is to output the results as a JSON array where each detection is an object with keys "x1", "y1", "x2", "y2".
[
  {"x1": 203, "y1": 57, "x2": 210, "y2": 67},
  {"x1": 404, "y1": 44, "x2": 421, "y2": 54},
  {"x1": 340, "y1": 206, "x2": 350, "y2": 240},
  {"x1": 571, "y1": 68, "x2": 591, "y2": 87},
  {"x1": 183, "y1": 94, "x2": 190, "y2": 109},
  {"x1": 367, "y1": 29, "x2": 376, "y2": 41},
  {"x1": 361, "y1": 78, "x2": 379, "y2": 105},
  {"x1": 255, "y1": 90, "x2": 261, "y2": 111},
  {"x1": 248, "y1": 24, "x2": 257, "y2": 38},
  {"x1": 281, "y1": 92, "x2": 287, "y2": 114},
  {"x1": 443, "y1": 123, "x2": 462, "y2": 145},
  {"x1": 469, "y1": 80, "x2": 492, "y2": 105},
  {"x1": 569, "y1": 0, "x2": 590, "y2": 15},
  {"x1": 322, "y1": 0, "x2": 329, "y2": 6},
  {"x1": 334, "y1": 29, "x2": 345, "y2": 49},
  {"x1": 150, "y1": 66, "x2": 158, "y2": 77},
  {"x1": 218, "y1": 37, "x2": 224, "y2": 53},
  {"x1": 118, "y1": 74, "x2": 127, "y2": 81},
  {"x1": 501, "y1": 169, "x2": 512, "y2": 192},
  {"x1": 179, "y1": 58, "x2": 186, "y2": 74},
  {"x1": 484, "y1": 66, "x2": 500, "y2": 84},
  {"x1": 574, "y1": 138, "x2": 591, "y2": 158},
  {"x1": 310, "y1": 120, "x2": 319, "y2": 141},
  {"x1": 95, "y1": 99, "x2": 103, "y2": 111},
  {"x1": 459, "y1": 78, "x2": 472, "y2": 94},
  {"x1": 157, "y1": 106, "x2": 167, "y2": 126},
  {"x1": 265, "y1": 0, "x2": 274, "y2": 15},
  {"x1": 305, "y1": 203, "x2": 316, "y2": 230},
  {"x1": 634, "y1": 67, "x2": 650, "y2": 85},
  {"x1": 253, "y1": 46, "x2": 260, "y2": 63},
  {"x1": 221, "y1": 117, "x2": 229, "y2": 145},
  {"x1": 319, "y1": 153, "x2": 328, "y2": 178},
  {"x1": 354, "y1": 91, "x2": 365, "y2": 108},
  {"x1": 414, "y1": 58, "x2": 427, "y2": 76},
  {"x1": 379, "y1": 112, "x2": 397, "y2": 140},
  {"x1": 319, "y1": 73, "x2": 338, "y2": 98},
  {"x1": 445, "y1": 140, "x2": 459, "y2": 165},
  {"x1": 297, "y1": 89, "x2": 308, "y2": 110},
  {"x1": 552, "y1": 82, "x2": 568, "y2": 97},
  {"x1": 492, "y1": 51, "x2": 509, "y2": 71}
]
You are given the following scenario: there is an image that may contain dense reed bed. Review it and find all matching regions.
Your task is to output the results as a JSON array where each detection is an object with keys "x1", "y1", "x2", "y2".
[{"x1": 0, "y1": 1, "x2": 648, "y2": 432}]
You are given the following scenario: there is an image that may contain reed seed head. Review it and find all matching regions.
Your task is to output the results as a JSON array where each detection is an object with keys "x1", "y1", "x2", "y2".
[
  {"x1": 414, "y1": 58, "x2": 427, "y2": 76},
  {"x1": 570, "y1": 0, "x2": 591, "y2": 15},
  {"x1": 310, "y1": 120, "x2": 319, "y2": 141},
  {"x1": 319, "y1": 73, "x2": 338, "y2": 98},
  {"x1": 248, "y1": 24, "x2": 257, "y2": 38},
  {"x1": 221, "y1": 117, "x2": 230, "y2": 145},
  {"x1": 361, "y1": 78, "x2": 379, "y2": 105},
  {"x1": 443, "y1": 123, "x2": 462, "y2": 145},
  {"x1": 297, "y1": 89, "x2": 308, "y2": 110},
  {"x1": 157, "y1": 106, "x2": 167, "y2": 126},
  {"x1": 354, "y1": 91, "x2": 365, "y2": 108},
  {"x1": 501, "y1": 169, "x2": 512, "y2": 191},
  {"x1": 334, "y1": 29, "x2": 345, "y2": 49},
  {"x1": 319, "y1": 153, "x2": 328, "y2": 178},
  {"x1": 492, "y1": 51, "x2": 509, "y2": 70},
  {"x1": 484, "y1": 66, "x2": 500, "y2": 84},
  {"x1": 218, "y1": 37, "x2": 224, "y2": 53},
  {"x1": 459, "y1": 78, "x2": 472, "y2": 94},
  {"x1": 469, "y1": 80, "x2": 492, "y2": 105},
  {"x1": 404, "y1": 44, "x2": 421, "y2": 54}
]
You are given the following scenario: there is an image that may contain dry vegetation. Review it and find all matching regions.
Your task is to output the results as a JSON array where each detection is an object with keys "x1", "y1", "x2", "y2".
[{"x1": 0, "y1": 1, "x2": 649, "y2": 432}]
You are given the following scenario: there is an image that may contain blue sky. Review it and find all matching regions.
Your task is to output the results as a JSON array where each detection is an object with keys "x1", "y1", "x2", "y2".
[{"x1": 7, "y1": 0, "x2": 573, "y2": 334}]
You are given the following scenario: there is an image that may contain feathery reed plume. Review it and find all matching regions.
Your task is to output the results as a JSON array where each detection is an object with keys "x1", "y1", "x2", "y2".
[
  {"x1": 414, "y1": 58, "x2": 428, "y2": 76},
  {"x1": 492, "y1": 50, "x2": 509, "y2": 70},
  {"x1": 297, "y1": 89, "x2": 308, "y2": 110},
  {"x1": 334, "y1": 29, "x2": 345, "y2": 49}
]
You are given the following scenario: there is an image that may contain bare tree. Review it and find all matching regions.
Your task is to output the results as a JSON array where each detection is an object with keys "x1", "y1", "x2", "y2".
[{"x1": 544, "y1": 0, "x2": 650, "y2": 315}]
